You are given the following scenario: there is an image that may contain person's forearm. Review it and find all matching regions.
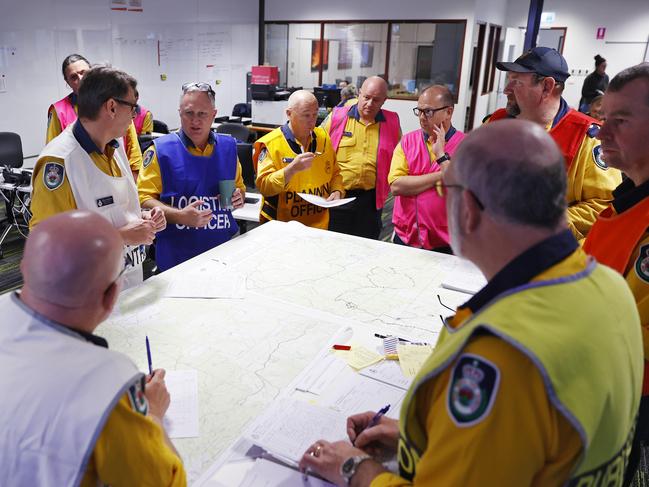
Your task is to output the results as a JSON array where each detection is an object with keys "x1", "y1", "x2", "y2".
[
  {"x1": 142, "y1": 198, "x2": 185, "y2": 225},
  {"x1": 391, "y1": 172, "x2": 442, "y2": 197}
]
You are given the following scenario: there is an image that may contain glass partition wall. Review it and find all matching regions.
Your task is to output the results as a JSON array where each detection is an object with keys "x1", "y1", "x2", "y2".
[{"x1": 264, "y1": 20, "x2": 466, "y2": 100}]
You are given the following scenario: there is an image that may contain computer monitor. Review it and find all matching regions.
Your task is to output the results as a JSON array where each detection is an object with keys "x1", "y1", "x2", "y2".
[{"x1": 313, "y1": 87, "x2": 341, "y2": 108}]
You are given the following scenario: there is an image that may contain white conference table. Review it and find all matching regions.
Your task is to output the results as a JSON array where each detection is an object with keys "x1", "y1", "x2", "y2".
[{"x1": 97, "y1": 221, "x2": 479, "y2": 484}]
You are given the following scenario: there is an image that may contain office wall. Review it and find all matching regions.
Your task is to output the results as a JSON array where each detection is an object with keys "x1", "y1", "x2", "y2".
[
  {"x1": 505, "y1": 0, "x2": 649, "y2": 108},
  {"x1": 0, "y1": 0, "x2": 258, "y2": 159}
]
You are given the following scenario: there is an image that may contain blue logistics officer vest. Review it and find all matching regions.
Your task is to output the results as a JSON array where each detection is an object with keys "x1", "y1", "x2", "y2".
[{"x1": 154, "y1": 133, "x2": 238, "y2": 271}]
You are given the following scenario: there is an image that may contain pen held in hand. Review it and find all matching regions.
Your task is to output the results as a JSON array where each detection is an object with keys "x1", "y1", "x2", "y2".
[{"x1": 146, "y1": 335, "x2": 153, "y2": 377}]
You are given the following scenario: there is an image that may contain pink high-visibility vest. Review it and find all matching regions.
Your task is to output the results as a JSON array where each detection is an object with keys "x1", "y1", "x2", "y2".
[
  {"x1": 392, "y1": 128, "x2": 465, "y2": 249},
  {"x1": 328, "y1": 103, "x2": 400, "y2": 209},
  {"x1": 50, "y1": 94, "x2": 77, "y2": 130},
  {"x1": 133, "y1": 108, "x2": 151, "y2": 135}
]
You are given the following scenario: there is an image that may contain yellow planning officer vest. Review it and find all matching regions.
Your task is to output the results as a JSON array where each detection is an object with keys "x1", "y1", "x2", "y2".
[
  {"x1": 398, "y1": 259, "x2": 643, "y2": 485},
  {"x1": 255, "y1": 126, "x2": 337, "y2": 229}
]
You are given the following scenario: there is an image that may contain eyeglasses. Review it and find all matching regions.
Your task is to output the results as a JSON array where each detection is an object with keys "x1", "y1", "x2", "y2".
[
  {"x1": 114, "y1": 98, "x2": 141, "y2": 115},
  {"x1": 182, "y1": 82, "x2": 216, "y2": 97},
  {"x1": 434, "y1": 180, "x2": 485, "y2": 210},
  {"x1": 413, "y1": 106, "x2": 450, "y2": 118}
]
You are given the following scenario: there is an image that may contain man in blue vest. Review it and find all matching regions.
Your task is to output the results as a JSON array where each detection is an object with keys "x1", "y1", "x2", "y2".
[
  {"x1": 299, "y1": 120, "x2": 642, "y2": 486},
  {"x1": 138, "y1": 82, "x2": 246, "y2": 271}
]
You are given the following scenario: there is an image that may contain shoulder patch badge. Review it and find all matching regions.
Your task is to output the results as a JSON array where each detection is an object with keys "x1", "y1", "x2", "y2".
[
  {"x1": 43, "y1": 162, "x2": 65, "y2": 190},
  {"x1": 447, "y1": 353, "x2": 500, "y2": 427},
  {"x1": 142, "y1": 149, "x2": 154, "y2": 169},
  {"x1": 258, "y1": 147, "x2": 268, "y2": 162},
  {"x1": 127, "y1": 377, "x2": 149, "y2": 416},
  {"x1": 634, "y1": 244, "x2": 649, "y2": 284},
  {"x1": 587, "y1": 123, "x2": 600, "y2": 139},
  {"x1": 592, "y1": 145, "x2": 608, "y2": 170}
]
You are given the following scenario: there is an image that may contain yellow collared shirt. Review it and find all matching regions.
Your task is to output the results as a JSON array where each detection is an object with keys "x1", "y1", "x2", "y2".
[{"x1": 322, "y1": 111, "x2": 382, "y2": 191}]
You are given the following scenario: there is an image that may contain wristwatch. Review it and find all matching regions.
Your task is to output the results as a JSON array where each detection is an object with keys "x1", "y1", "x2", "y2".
[
  {"x1": 340, "y1": 454, "x2": 372, "y2": 485},
  {"x1": 436, "y1": 152, "x2": 451, "y2": 164}
]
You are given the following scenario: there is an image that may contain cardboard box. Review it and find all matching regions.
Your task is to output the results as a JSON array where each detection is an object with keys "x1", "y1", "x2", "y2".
[{"x1": 251, "y1": 66, "x2": 279, "y2": 85}]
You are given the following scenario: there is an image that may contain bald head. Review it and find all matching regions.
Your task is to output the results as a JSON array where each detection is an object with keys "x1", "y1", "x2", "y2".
[
  {"x1": 287, "y1": 90, "x2": 319, "y2": 141},
  {"x1": 22, "y1": 211, "x2": 124, "y2": 308},
  {"x1": 452, "y1": 119, "x2": 567, "y2": 228},
  {"x1": 357, "y1": 76, "x2": 388, "y2": 122},
  {"x1": 288, "y1": 90, "x2": 318, "y2": 110},
  {"x1": 360, "y1": 76, "x2": 388, "y2": 97}
]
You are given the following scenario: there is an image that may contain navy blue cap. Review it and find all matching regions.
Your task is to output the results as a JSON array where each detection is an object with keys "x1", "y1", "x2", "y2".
[{"x1": 496, "y1": 47, "x2": 570, "y2": 83}]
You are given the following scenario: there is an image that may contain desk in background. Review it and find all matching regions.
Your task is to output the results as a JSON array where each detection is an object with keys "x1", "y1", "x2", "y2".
[{"x1": 98, "y1": 221, "x2": 477, "y2": 483}]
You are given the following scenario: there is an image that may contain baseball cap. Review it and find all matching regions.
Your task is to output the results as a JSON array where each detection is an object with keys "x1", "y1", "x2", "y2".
[{"x1": 496, "y1": 47, "x2": 570, "y2": 83}]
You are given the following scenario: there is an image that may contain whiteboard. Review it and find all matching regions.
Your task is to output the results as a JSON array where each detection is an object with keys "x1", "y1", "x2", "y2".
[{"x1": 0, "y1": 0, "x2": 258, "y2": 161}]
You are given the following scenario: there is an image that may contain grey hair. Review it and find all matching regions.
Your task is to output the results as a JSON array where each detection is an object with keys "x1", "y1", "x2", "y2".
[
  {"x1": 180, "y1": 86, "x2": 215, "y2": 107},
  {"x1": 341, "y1": 84, "x2": 358, "y2": 100},
  {"x1": 420, "y1": 84, "x2": 454, "y2": 106},
  {"x1": 454, "y1": 122, "x2": 567, "y2": 229}
]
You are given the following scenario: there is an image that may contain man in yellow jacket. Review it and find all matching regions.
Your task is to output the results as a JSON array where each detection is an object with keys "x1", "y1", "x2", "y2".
[
  {"x1": 485, "y1": 47, "x2": 620, "y2": 242},
  {"x1": 254, "y1": 90, "x2": 344, "y2": 229},
  {"x1": 300, "y1": 120, "x2": 643, "y2": 487}
]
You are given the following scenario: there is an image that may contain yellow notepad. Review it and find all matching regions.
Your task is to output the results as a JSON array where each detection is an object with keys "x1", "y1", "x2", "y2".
[
  {"x1": 397, "y1": 344, "x2": 434, "y2": 377},
  {"x1": 335, "y1": 345, "x2": 384, "y2": 370}
]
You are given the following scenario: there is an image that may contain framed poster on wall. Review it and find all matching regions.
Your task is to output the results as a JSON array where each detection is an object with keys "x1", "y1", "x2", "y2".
[{"x1": 311, "y1": 40, "x2": 329, "y2": 72}]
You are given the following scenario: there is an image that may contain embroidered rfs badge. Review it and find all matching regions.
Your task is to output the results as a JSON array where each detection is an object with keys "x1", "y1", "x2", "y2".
[
  {"x1": 447, "y1": 353, "x2": 500, "y2": 427},
  {"x1": 142, "y1": 150, "x2": 154, "y2": 169},
  {"x1": 592, "y1": 145, "x2": 608, "y2": 170},
  {"x1": 43, "y1": 162, "x2": 65, "y2": 190},
  {"x1": 127, "y1": 377, "x2": 149, "y2": 416},
  {"x1": 635, "y1": 244, "x2": 649, "y2": 284}
]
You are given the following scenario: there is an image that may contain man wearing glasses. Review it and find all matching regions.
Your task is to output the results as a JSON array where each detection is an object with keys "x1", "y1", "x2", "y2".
[
  {"x1": 322, "y1": 76, "x2": 401, "y2": 240},
  {"x1": 137, "y1": 82, "x2": 245, "y2": 271},
  {"x1": 30, "y1": 66, "x2": 166, "y2": 289},
  {"x1": 388, "y1": 85, "x2": 464, "y2": 252},
  {"x1": 300, "y1": 120, "x2": 642, "y2": 487},
  {"x1": 47, "y1": 54, "x2": 144, "y2": 180},
  {"x1": 0, "y1": 210, "x2": 186, "y2": 486},
  {"x1": 487, "y1": 47, "x2": 621, "y2": 242}
]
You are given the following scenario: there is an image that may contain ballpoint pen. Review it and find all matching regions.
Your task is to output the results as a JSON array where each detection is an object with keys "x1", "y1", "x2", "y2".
[
  {"x1": 146, "y1": 335, "x2": 153, "y2": 376},
  {"x1": 367, "y1": 404, "x2": 391, "y2": 429}
]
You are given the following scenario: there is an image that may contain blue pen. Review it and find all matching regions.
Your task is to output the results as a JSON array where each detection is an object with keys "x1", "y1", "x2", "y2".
[
  {"x1": 367, "y1": 404, "x2": 391, "y2": 429},
  {"x1": 353, "y1": 404, "x2": 390, "y2": 446},
  {"x1": 146, "y1": 336, "x2": 153, "y2": 376}
]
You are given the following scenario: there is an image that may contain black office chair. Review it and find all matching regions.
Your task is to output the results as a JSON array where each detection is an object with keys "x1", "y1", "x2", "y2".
[
  {"x1": 0, "y1": 132, "x2": 31, "y2": 257},
  {"x1": 217, "y1": 123, "x2": 253, "y2": 143},
  {"x1": 152, "y1": 119, "x2": 170, "y2": 134},
  {"x1": 232, "y1": 103, "x2": 251, "y2": 118},
  {"x1": 236, "y1": 142, "x2": 256, "y2": 190}
]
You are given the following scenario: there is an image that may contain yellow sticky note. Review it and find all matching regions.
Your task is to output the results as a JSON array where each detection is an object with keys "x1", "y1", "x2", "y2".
[
  {"x1": 397, "y1": 344, "x2": 434, "y2": 378},
  {"x1": 335, "y1": 345, "x2": 384, "y2": 370}
]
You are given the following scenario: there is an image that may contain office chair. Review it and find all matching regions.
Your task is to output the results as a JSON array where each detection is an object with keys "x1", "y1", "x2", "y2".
[
  {"x1": 217, "y1": 123, "x2": 253, "y2": 143},
  {"x1": 236, "y1": 143, "x2": 256, "y2": 190},
  {"x1": 231, "y1": 103, "x2": 251, "y2": 118},
  {"x1": 0, "y1": 132, "x2": 31, "y2": 257},
  {"x1": 152, "y1": 119, "x2": 170, "y2": 134}
]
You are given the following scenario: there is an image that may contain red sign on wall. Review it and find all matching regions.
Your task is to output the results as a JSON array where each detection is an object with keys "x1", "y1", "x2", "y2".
[{"x1": 596, "y1": 27, "x2": 606, "y2": 40}]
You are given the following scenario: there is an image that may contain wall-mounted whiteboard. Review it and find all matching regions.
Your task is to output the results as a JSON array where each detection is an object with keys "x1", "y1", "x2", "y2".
[{"x1": 0, "y1": 0, "x2": 258, "y2": 160}]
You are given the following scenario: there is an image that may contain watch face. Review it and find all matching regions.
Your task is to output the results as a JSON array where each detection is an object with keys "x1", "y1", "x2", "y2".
[{"x1": 342, "y1": 457, "x2": 355, "y2": 475}]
